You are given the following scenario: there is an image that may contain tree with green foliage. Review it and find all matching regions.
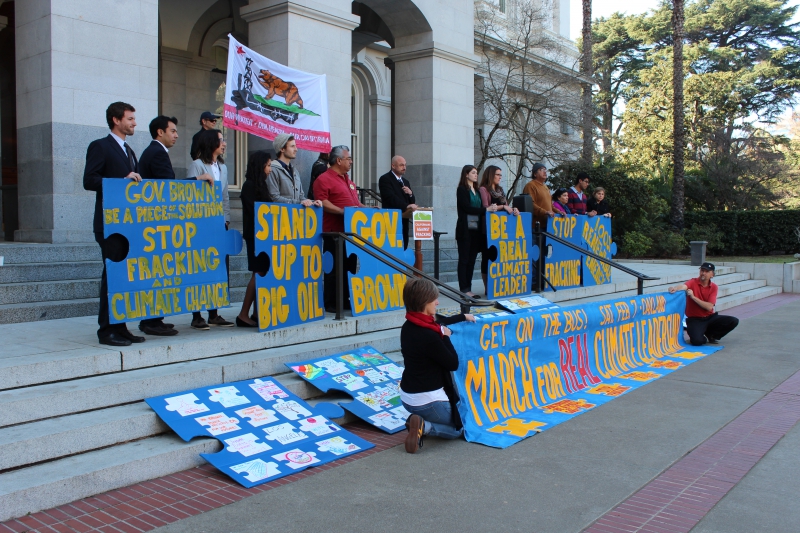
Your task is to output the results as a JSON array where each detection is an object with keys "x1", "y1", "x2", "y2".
[{"x1": 671, "y1": 0, "x2": 686, "y2": 230}]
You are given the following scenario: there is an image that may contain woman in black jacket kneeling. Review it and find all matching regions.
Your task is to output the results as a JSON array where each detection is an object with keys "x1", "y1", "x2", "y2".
[{"x1": 400, "y1": 278, "x2": 475, "y2": 453}]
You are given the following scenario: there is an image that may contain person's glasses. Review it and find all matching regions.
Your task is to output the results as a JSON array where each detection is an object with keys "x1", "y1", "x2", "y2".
[{"x1": 700, "y1": 268, "x2": 711, "y2": 272}]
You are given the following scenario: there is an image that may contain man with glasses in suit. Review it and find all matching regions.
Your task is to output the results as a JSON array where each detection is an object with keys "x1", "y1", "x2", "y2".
[{"x1": 83, "y1": 102, "x2": 146, "y2": 347}]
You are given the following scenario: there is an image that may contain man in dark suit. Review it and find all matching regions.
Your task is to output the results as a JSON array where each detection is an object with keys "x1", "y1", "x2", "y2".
[
  {"x1": 135, "y1": 115, "x2": 181, "y2": 337},
  {"x1": 378, "y1": 155, "x2": 418, "y2": 249},
  {"x1": 83, "y1": 102, "x2": 146, "y2": 347}
]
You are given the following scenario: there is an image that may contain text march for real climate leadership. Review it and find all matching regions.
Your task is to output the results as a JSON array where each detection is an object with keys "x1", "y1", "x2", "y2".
[
  {"x1": 448, "y1": 291, "x2": 722, "y2": 448},
  {"x1": 102, "y1": 179, "x2": 242, "y2": 323}
]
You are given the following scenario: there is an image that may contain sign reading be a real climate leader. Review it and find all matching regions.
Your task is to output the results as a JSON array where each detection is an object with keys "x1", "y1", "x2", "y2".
[{"x1": 102, "y1": 179, "x2": 242, "y2": 323}]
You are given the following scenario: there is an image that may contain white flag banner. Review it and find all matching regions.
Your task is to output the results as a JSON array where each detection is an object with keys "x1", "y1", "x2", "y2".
[{"x1": 223, "y1": 35, "x2": 331, "y2": 152}]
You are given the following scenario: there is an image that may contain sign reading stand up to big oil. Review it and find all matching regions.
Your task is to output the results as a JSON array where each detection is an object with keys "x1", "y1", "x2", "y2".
[
  {"x1": 253, "y1": 203, "x2": 330, "y2": 331},
  {"x1": 345, "y1": 208, "x2": 415, "y2": 316},
  {"x1": 102, "y1": 179, "x2": 242, "y2": 323},
  {"x1": 224, "y1": 35, "x2": 331, "y2": 153}
]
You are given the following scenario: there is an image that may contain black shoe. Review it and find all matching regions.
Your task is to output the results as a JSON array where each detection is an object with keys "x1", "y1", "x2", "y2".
[
  {"x1": 208, "y1": 315, "x2": 234, "y2": 327},
  {"x1": 236, "y1": 316, "x2": 258, "y2": 328},
  {"x1": 99, "y1": 333, "x2": 132, "y2": 347},
  {"x1": 404, "y1": 414, "x2": 424, "y2": 454},
  {"x1": 118, "y1": 329, "x2": 146, "y2": 343},
  {"x1": 162, "y1": 322, "x2": 175, "y2": 329},
  {"x1": 706, "y1": 335, "x2": 719, "y2": 344},
  {"x1": 139, "y1": 324, "x2": 179, "y2": 336},
  {"x1": 191, "y1": 316, "x2": 210, "y2": 330}
]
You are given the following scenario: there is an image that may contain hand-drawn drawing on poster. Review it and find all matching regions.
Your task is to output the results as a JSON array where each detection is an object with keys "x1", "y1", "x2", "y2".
[
  {"x1": 484, "y1": 212, "x2": 536, "y2": 299},
  {"x1": 102, "y1": 179, "x2": 242, "y2": 323},
  {"x1": 253, "y1": 203, "x2": 330, "y2": 331},
  {"x1": 224, "y1": 35, "x2": 331, "y2": 153},
  {"x1": 286, "y1": 346, "x2": 410, "y2": 433},
  {"x1": 448, "y1": 292, "x2": 722, "y2": 448},
  {"x1": 580, "y1": 216, "x2": 616, "y2": 287},
  {"x1": 344, "y1": 208, "x2": 414, "y2": 316},
  {"x1": 412, "y1": 210, "x2": 433, "y2": 240},
  {"x1": 146, "y1": 378, "x2": 374, "y2": 488}
]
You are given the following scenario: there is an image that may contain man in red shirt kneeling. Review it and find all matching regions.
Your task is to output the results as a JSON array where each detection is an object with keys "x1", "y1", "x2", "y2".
[{"x1": 668, "y1": 262, "x2": 739, "y2": 346}]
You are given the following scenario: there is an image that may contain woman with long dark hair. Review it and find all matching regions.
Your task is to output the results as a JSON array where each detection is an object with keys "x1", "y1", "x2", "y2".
[
  {"x1": 236, "y1": 151, "x2": 273, "y2": 327},
  {"x1": 478, "y1": 165, "x2": 519, "y2": 288},
  {"x1": 455, "y1": 165, "x2": 498, "y2": 298},
  {"x1": 187, "y1": 129, "x2": 233, "y2": 329}
]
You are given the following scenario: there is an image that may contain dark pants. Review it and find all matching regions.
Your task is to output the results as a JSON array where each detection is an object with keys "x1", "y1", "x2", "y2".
[
  {"x1": 457, "y1": 230, "x2": 482, "y2": 292},
  {"x1": 686, "y1": 313, "x2": 739, "y2": 346},
  {"x1": 322, "y1": 235, "x2": 350, "y2": 310},
  {"x1": 95, "y1": 233, "x2": 128, "y2": 338}
]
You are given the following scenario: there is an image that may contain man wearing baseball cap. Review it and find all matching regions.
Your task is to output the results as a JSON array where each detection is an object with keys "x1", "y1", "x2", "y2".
[
  {"x1": 190, "y1": 111, "x2": 221, "y2": 161},
  {"x1": 668, "y1": 262, "x2": 739, "y2": 346}
]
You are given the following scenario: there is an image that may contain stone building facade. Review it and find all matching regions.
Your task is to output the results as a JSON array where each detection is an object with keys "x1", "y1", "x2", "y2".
[{"x1": 0, "y1": 0, "x2": 578, "y2": 243}]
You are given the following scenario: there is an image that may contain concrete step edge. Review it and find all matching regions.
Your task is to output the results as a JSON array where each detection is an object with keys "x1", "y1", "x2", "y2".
[{"x1": 0, "y1": 328, "x2": 402, "y2": 428}]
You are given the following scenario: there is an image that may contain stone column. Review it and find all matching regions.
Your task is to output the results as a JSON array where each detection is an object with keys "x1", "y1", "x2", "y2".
[
  {"x1": 14, "y1": 0, "x2": 158, "y2": 243},
  {"x1": 389, "y1": 42, "x2": 477, "y2": 236},
  {"x1": 240, "y1": 0, "x2": 360, "y2": 148}
]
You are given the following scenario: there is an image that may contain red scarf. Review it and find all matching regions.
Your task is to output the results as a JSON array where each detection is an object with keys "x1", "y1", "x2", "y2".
[{"x1": 405, "y1": 311, "x2": 443, "y2": 337}]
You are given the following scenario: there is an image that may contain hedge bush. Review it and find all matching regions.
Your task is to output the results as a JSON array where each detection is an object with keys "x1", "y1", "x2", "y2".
[{"x1": 684, "y1": 210, "x2": 800, "y2": 255}]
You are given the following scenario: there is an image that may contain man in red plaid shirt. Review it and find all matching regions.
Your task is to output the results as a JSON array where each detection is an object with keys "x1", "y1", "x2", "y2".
[{"x1": 568, "y1": 172, "x2": 597, "y2": 217}]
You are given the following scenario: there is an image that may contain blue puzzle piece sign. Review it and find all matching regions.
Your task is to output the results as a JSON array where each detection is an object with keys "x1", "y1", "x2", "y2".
[
  {"x1": 485, "y1": 212, "x2": 535, "y2": 299},
  {"x1": 545, "y1": 215, "x2": 584, "y2": 291},
  {"x1": 102, "y1": 179, "x2": 242, "y2": 323},
  {"x1": 253, "y1": 203, "x2": 328, "y2": 331},
  {"x1": 579, "y1": 216, "x2": 616, "y2": 287},
  {"x1": 286, "y1": 346, "x2": 410, "y2": 433},
  {"x1": 146, "y1": 378, "x2": 373, "y2": 488},
  {"x1": 344, "y1": 208, "x2": 414, "y2": 316}
]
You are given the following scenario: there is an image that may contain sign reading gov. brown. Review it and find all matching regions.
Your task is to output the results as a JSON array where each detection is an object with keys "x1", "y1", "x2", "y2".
[{"x1": 102, "y1": 179, "x2": 242, "y2": 323}]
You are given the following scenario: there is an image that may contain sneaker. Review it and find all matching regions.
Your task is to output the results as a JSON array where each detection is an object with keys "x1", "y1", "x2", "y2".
[
  {"x1": 404, "y1": 414, "x2": 424, "y2": 454},
  {"x1": 208, "y1": 315, "x2": 235, "y2": 327},
  {"x1": 191, "y1": 317, "x2": 210, "y2": 330},
  {"x1": 706, "y1": 335, "x2": 719, "y2": 344}
]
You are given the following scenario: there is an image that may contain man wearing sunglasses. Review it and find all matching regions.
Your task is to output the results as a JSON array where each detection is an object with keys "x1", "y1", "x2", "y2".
[
  {"x1": 190, "y1": 111, "x2": 221, "y2": 161},
  {"x1": 669, "y1": 262, "x2": 739, "y2": 346}
]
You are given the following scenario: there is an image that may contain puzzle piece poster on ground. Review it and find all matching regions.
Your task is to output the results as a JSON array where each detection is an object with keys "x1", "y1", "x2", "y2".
[
  {"x1": 448, "y1": 291, "x2": 723, "y2": 448},
  {"x1": 146, "y1": 378, "x2": 374, "y2": 488},
  {"x1": 286, "y1": 346, "x2": 410, "y2": 433},
  {"x1": 102, "y1": 179, "x2": 242, "y2": 323},
  {"x1": 253, "y1": 202, "x2": 331, "y2": 331},
  {"x1": 544, "y1": 215, "x2": 584, "y2": 291},
  {"x1": 484, "y1": 211, "x2": 537, "y2": 299},
  {"x1": 344, "y1": 208, "x2": 414, "y2": 316},
  {"x1": 580, "y1": 216, "x2": 616, "y2": 287}
]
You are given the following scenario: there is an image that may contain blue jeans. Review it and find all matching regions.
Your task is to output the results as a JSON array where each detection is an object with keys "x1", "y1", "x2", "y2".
[{"x1": 402, "y1": 400, "x2": 463, "y2": 440}]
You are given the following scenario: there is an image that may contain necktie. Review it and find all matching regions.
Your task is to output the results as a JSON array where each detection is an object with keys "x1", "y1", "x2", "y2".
[{"x1": 124, "y1": 142, "x2": 136, "y2": 172}]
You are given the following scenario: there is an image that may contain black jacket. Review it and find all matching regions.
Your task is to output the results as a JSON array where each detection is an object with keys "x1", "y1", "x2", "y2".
[
  {"x1": 587, "y1": 197, "x2": 611, "y2": 216},
  {"x1": 308, "y1": 158, "x2": 328, "y2": 200},
  {"x1": 379, "y1": 171, "x2": 416, "y2": 247},
  {"x1": 399, "y1": 314, "x2": 467, "y2": 429},
  {"x1": 455, "y1": 185, "x2": 487, "y2": 241},
  {"x1": 240, "y1": 178, "x2": 271, "y2": 243},
  {"x1": 138, "y1": 141, "x2": 175, "y2": 180},
  {"x1": 83, "y1": 134, "x2": 138, "y2": 234}
]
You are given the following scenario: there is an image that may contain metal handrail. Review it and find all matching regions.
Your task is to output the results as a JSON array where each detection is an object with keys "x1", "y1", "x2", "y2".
[
  {"x1": 322, "y1": 231, "x2": 497, "y2": 319},
  {"x1": 356, "y1": 187, "x2": 382, "y2": 206},
  {"x1": 537, "y1": 225, "x2": 659, "y2": 295}
]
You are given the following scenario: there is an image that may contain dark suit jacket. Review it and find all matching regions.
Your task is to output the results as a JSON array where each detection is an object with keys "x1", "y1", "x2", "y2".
[
  {"x1": 379, "y1": 171, "x2": 416, "y2": 246},
  {"x1": 138, "y1": 141, "x2": 175, "y2": 180},
  {"x1": 83, "y1": 134, "x2": 138, "y2": 234},
  {"x1": 190, "y1": 129, "x2": 204, "y2": 161}
]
